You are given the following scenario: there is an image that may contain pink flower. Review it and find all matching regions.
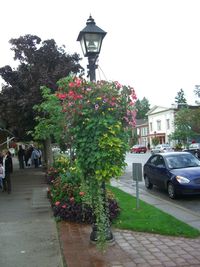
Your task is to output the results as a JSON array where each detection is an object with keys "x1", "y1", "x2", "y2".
[
  {"x1": 69, "y1": 82, "x2": 75, "y2": 88},
  {"x1": 79, "y1": 191, "x2": 85, "y2": 196},
  {"x1": 62, "y1": 204, "x2": 67, "y2": 209},
  {"x1": 74, "y1": 78, "x2": 82, "y2": 87},
  {"x1": 114, "y1": 81, "x2": 122, "y2": 89},
  {"x1": 55, "y1": 201, "x2": 60, "y2": 206},
  {"x1": 56, "y1": 93, "x2": 67, "y2": 100},
  {"x1": 70, "y1": 197, "x2": 75, "y2": 202}
]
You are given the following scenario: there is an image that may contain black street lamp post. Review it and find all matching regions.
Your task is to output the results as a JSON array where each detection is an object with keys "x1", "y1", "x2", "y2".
[
  {"x1": 77, "y1": 15, "x2": 107, "y2": 82},
  {"x1": 77, "y1": 16, "x2": 114, "y2": 244}
]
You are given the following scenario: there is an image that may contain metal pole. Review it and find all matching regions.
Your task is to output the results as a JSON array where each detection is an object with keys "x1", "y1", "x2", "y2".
[
  {"x1": 136, "y1": 177, "x2": 140, "y2": 209},
  {"x1": 87, "y1": 55, "x2": 97, "y2": 82}
]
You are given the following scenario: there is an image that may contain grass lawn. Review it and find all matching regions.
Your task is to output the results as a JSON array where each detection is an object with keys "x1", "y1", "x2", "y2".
[{"x1": 108, "y1": 185, "x2": 200, "y2": 238}]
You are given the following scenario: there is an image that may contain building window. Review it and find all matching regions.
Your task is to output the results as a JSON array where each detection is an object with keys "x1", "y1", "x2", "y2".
[
  {"x1": 157, "y1": 120, "x2": 161, "y2": 131},
  {"x1": 166, "y1": 119, "x2": 170, "y2": 130},
  {"x1": 150, "y1": 122, "x2": 153, "y2": 132},
  {"x1": 141, "y1": 127, "x2": 148, "y2": 136}
]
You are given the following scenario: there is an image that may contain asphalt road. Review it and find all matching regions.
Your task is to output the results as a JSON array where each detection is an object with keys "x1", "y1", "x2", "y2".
[{"x1": 124, "y1": 152, "x2": 200, "y2": 214}]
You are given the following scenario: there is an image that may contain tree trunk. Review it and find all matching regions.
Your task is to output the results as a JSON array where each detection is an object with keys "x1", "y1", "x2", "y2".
[{"x1": 44, "y1": 138, "x2": 53, "y2": 169}]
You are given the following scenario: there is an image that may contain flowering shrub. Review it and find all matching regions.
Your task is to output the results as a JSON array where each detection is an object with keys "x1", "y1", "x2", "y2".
[
  {"x1": 53, "y1": 154, "x2": 71, "y2": 174},
  {"x1": 54, "y1": 76, "x2": 136, "y2": 247},
  {"x1": 48, "y1": 183, "x2": 120, "y2": 224},
  {"x1": 55, "y1": 77, "x2": 136, "y2": 181},
  {"x1": 37, "y1": 75, "x2": 136, "y2": 248},
  {"x1": 46, "y1": 167, "x2": 59, "y2": 184},
  {"x1": 46, "y1": 156, "x2": 120, "y2": 224}
]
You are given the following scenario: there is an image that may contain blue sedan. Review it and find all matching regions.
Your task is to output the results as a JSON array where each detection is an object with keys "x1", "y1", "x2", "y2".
[{"x1": 143, "y1": 152, "x2": 200, "y2": 199}]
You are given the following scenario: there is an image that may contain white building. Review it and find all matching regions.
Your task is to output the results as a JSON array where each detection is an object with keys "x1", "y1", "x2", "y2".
[{"x1": 146, "y1": 105, "x2": 178, "y2": 147}]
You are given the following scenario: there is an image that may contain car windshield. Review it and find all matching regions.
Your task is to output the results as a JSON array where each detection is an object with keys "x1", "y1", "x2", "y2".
[{"x1": 165, "y1": 154, "x2": 200, "y2": 169}]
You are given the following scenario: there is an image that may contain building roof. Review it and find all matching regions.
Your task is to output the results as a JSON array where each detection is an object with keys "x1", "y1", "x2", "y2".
[{"x1": 135, "y1": 119, "x2": 148, "y2": 127}]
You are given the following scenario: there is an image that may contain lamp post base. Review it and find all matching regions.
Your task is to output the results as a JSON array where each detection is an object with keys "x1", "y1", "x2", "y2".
[{"x1": 90, "y1": 223, "x2": 115, "y2": 245}]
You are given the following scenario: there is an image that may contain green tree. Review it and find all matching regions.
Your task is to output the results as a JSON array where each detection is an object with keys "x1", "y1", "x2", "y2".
[
  {"x1": 171, "y1": 107, "x2": 199, "y2": 145},
  {"x1": 151, "y1": 137, "x2": 159, "y2": 147},
  {"x1": 135, "y1": 97, "x2": 150, "y2": 119},
  {"x1": 0, "y1": 34, "x2": 83, "y2": 140},
  {"x1": 175, "y1": 88, "x2": 187, "y2": 104}
]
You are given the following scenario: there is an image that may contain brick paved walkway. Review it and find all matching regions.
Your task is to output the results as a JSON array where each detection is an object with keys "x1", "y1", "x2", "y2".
[{"x1": 59, "y1": 222, "x2": 200, "y2": 267}]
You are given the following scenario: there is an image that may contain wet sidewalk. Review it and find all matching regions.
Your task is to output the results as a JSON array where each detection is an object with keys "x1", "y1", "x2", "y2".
[
  {"x1": 59, "y1": 222, "x2": 200, "y2": 267},
  {"x1": 0, "y1": 159, "x2": 63, "y2": 267}
]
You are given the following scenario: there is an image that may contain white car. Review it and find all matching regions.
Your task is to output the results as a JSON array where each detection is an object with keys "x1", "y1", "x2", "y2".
[
  {"x1": 183, "y1": 143, "x2": 200, "y2": 159},
  {"x1": 151, "y1": 144, "x2": 173, "y2": 154}
]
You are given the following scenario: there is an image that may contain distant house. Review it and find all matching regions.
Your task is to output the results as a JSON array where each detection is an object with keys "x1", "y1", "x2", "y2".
[
  {"x1": 135, "y1": 119, "x2": 149, "y2": 147},
  {"x1": 146, "y1": 105, "x2": 177, "y2": 147}
]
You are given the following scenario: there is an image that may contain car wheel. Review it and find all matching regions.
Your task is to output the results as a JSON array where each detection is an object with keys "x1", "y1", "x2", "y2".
[
  {"x1": 144, "y1": 175, "x2": 153, "y2": 189},
  {"x1": 167, "y1": 182, "x2": 176, "y2": 199}
]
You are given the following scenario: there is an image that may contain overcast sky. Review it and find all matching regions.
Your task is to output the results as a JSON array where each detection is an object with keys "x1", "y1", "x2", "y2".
[{"x1": 1, "y1": 0, "x2": 200, "y2": 107}]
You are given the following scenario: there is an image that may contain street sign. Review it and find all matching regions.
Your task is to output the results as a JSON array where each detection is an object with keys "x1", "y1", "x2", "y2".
[{"x1": 132, "y1": 163, "x2": 142, "y2": 181}]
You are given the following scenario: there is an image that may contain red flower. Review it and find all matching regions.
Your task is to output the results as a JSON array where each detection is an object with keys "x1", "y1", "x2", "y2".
[
  {"x1": 56, "y1": 93, "x2": 67, "y2": 100},
  {"x1": 69, "y1": 82, "x2": 75, "y2": 88},
  {"x1": 74, "y1": 77, "x2": 82, "y2": 87},
  {"x1": 79, "y1": 191, "x2": 85, "y2": 196}
]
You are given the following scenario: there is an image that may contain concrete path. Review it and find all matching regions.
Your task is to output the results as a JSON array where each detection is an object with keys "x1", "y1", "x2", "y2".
[{"x1": 0, "y1": 159, "x2": 63, "y2": 267}]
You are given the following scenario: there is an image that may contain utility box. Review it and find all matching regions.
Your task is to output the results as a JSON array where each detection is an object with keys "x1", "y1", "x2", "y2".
[{"x1": 132, "y1": 163, "x2": 142, "y2": 181}]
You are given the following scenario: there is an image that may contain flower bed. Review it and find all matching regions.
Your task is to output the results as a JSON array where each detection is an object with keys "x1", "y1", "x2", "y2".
[{"x1": 46, "y1": 154, "x2": 120, "y2": 224}]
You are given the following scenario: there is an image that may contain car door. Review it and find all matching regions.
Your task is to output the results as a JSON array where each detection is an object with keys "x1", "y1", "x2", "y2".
[
  {"x1": 153, "y1": 155, "x2": 169, "y2": 188},
  {"x1": 146, "y1": 155, "x2": 168, "y2": 188},
  {"x1": 145, "y1": 155, "x2": 160, "y2": 185}
]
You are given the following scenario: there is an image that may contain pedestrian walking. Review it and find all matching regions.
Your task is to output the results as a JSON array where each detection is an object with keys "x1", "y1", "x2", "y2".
[
  {"x1": 18, "y1": 145, "x2": 25, "y2": 169},
  {"x1": 3, "y1": 150, "x2": 13, "y2": 194},
  {"x1": 24, "y1": 146, "x2": 33, "y2": 167},
  {"x1": 31, "y1": 147, "x2": 40, "y2": 168},
  {"x1": 0, "y1": 151, "x2": 3, "y2": 164},
  {"x1": 38, "y1": 148, "x2": 42, "y2": 167},
  {"x1": 0, "y1": 163, "x2": 5, "y2": 192}
]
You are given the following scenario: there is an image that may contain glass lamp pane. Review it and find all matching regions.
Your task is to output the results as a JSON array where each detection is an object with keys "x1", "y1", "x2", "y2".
[
  {"x1": 80, "y1": 38, "x2": 87, "y2": 56},
  {"x1": 85, "y1": 33, "x2": 102, "y2": 53}
]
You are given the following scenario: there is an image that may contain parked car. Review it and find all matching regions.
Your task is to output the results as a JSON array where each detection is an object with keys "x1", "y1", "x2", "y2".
[
  {"x1": 130, "y1": 145, "x2": 147, "y2": 153},
  {"x1": 143, "y1": 151, "x2": 200, "y2": 199},
  {"x1": 151, "y1": 144, "x2": 173, "y2": 154},
  {"x1": 183, "y1": 143, "x2": 200, "y2": 159}
]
